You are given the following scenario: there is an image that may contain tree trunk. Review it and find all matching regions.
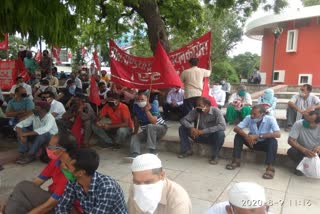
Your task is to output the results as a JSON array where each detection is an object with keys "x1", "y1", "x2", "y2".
[{"x1": 124, "y1": 0, "x2": 170, "y2": 54}]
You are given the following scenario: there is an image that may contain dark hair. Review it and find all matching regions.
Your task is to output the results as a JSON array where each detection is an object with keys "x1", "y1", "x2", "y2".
[
  {"x1": 69, "y1": 148, "x2": 99, "y2": 176},
  {"x1": 303, "y1": 84, "x2": 312, "y2": 92},
  {"x1": 41, "y1": 91, "x2": 55, "y2": 98},
  {"x1": 40, "y1": 79, "x2": 50, "y2": 86},
  {"x1": 137, "y1": 91, "x2": 147, "y2": 98},
  {"x1": 189, "y1": 58, "x2": 199, "y2": 66},
  {"x1": 197, "y1": 97, "x2": 211, "y2": 106},
  {"x1": 57, "y1": 134, "x2": 77, "y2": 153},
  {"x1": 309, "y1": 111, "x2": 320, "y2": 123},
  {"x1": 66, "y1": 79, "x2": 75, "y2": 85},
  {"x1": 43, "y1": 50, "x2": 49, "y2": 55},
  {"x1": 15, "y1": 86, "x2": 24, "y2": 94},
  {"x1": 107, "y1": 91, "x2": 120, "y2": 100},
  {"x1": 98, "y1": 82, "x2": 106, "y2": 87},
  {"x1": 252, "y1": 104, "x2": 267, "y2": 114},
  {"x1": 16, "y1": 76, "x2": 24, "y2": 81}
]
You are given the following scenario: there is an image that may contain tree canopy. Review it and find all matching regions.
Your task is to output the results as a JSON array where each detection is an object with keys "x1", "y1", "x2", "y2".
[{"x1": 302, "y1": 0, "x2": 320, "y2": 6}]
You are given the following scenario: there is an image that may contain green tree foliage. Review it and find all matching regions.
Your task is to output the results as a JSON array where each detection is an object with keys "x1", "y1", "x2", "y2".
[
  {"x1": 0, "y1": 35, "x2": 28, "y2": 60},
  {"x1": 302, "y1": 0, "x2": 320, "y2": 6},
  {"x1": 230, "y1": 52, "x2": 260, "y2": 79},
  {"x1": 210, "y1": 60, "x2": 240, "y2": 83}
]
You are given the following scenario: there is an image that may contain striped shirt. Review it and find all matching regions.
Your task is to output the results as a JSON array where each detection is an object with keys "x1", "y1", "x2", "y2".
[{"x1": 133, "y1": 102, "x2": 165, "y2": 130}]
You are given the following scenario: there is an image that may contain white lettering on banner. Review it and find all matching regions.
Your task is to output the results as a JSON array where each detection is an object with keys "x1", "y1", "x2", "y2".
[
  {"x1": 137, "y1": 72, "x2": 161, "y2": 82},
  {"x1": 0, "y1": 70, "x2": 11, "y2": 79}
]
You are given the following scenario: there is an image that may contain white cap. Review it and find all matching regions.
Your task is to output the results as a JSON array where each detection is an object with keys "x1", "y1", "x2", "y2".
[
  {"x1": 228, "y1": 182, "x2": 266, "y2": 209},
  {"x1": 131, "y1": 154, "x2": 162, "y2": 172}
]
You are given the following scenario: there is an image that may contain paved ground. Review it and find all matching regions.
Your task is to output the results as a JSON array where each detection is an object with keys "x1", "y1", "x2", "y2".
[{"x1": 1, "y1": 148, "x2": 320, "y2": 214}]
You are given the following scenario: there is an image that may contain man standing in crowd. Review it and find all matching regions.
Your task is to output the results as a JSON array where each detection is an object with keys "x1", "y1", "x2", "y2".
[
  {"x1": 6, "y1": 86, "x2": 34, "y2": 125},
  {"x1": 226, "y1": 85, "x2": 252, "y2": 124},
  {"x1": 287, "y1": 111, "x2": 320, "y2": 176},
  {"x1": 206, "y1": 182, "x2": 271, "y2": 214},
  {"x1": 128, "y1": 92, "x2": 167, "y2": 158},
  {"x1": 40, "y1": 91, "x2": 66, "y2": 120},
  {"x1": 210, "y1": 83, "x2": 226, "y2": 109},
  {"x1": 178, "y1": 97, "x2": 226, "y2": 164},
  {"x1": 15, "y1": 102, "x2": 58, "y2": 165},
  {"x1": 56, "y1": 148, "x2": 128, "y2": 213},
  {"x1": 163, "y1": 87, "x2": 184, "y2": 120},
  {"x1": 92, "y1": 92, "x2": 133, "y2": 149},
  {"x1": 226, "y1": 105, "x2": 280, "y2": 179},
  {"x1": 9, "y1": 76, "x2": 33, "y2": 100},
  {"x1": 4, "y1": 135, "x2": 76, "y2": 214},
  {"x1": 180, "y1": 58, "x2": 211, "y2": 115},
  {"x1": 285, "y1": 84, "x2": 320, "y2": 131},
  {"x1": 39, "y1": 50, "x2": 53, "y2": 78},
  {"x1": 128, "y1": 154, "x2": 192, "y2": 214}
]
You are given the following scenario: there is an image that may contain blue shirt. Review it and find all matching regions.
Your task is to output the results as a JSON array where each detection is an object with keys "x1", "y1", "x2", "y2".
[
  {"x1": 132, "y1": 103, "x2": 165, "y2": 130},
  {"x1": 237, "y1": 115, "x2": 280, "y2": 140},
  {"x1": 6, "y1": 97, "x2": 34, "y2": 112},
  {"x1": 55, "y1": 172, "x2": 127, "y2": 214}
]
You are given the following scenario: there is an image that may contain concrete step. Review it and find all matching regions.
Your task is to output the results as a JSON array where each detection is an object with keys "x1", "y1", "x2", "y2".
[
  {"x1": 274, "y1": 92, "x2": 320, "y2": 99},
  {"x1": 253, "y1": 98, "x2": 289, "y2": 110}
]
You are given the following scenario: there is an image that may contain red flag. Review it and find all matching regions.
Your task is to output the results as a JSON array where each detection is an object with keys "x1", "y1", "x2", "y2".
[
  {"x1": 52, "y1": 47, "x2": 61, "y2": 64},
  {"x1": 89, "y1": 75, "x2": 101, "y2": 106},
  {"x1": 16, "y1": 59, "x2": 30, "y2": 82},
  {"x1": 0, "y1": 33, "x2": 8, "y2": 50},
  {"x1": 35, "y1": 50, "x2": 42, "y2": 62},
  {"x1": 202, "y1": 77, "x2": 218, "y2": 107},
  {"x1": 151, "y1": 41, "x2": 183, "y2": 88},
  {"x1": 71, "y1": 115, "x2": 83, "y2": 148},
  {"x1": 93, "y1": 51, "x2": 101, "y2": 71},
  {"x1": 82, "y1": 47, "x2": 87, "y2": 56}
]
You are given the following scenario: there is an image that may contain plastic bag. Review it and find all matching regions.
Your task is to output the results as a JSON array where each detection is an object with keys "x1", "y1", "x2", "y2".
[{"x1": 296, "y1": 156, "x2": 320, "y2": 178}]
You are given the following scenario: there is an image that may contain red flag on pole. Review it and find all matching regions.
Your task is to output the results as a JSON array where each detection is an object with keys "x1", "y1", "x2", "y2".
[
  {"x1": 35, "y1": 50, "x2": 42, "y2": 62},
  {"x1": 151, "y1": 41, "x2": 183, "y2": 88},
  {"x1": 202, "y1": 77, "x2": 218, "y2": 107},
  {"x1": 16, "y1": 59, "x2": 30, "y2": 82},
  {"x1": 52, "y1": 47, "x2": 61, "y2": 64},
  {"x1": 89, "y1": 75, "x2": 101, "y2": 106},
  {"x1": 71, "y1": 115, "x2": 83, "y2": 148},
  {"x1": 93, "y1": 51, "x2": 101, "y2": 71}
]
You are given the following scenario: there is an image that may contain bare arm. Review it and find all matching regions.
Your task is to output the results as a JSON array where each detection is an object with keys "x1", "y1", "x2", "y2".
[
  {"x1": 288, "y1": 101, "x2": 302, "y2": 113},
  {"x1": 133, "y1": 116, "x2": 139, "y2": 134},
  {"x1": 260, "y1": 131, "x2": 281, "y2": 139}
]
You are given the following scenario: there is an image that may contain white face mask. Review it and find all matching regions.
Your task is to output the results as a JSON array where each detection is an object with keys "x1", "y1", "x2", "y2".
[
  {"x1": 136, "y1": 101, "x2": 147, "y2": 108},
  {"x1": 213, "y1": 85, "x2": 222, "y2": 91},
  {"x1": 40, "y1": 85, "x2": 48, "y2": 92},
  {"x1": 299, "y1": 91, "x2": 306, "y2": 97},
  {"x1": 133, "y1": 180, "x2": 164, "y2": 214}
]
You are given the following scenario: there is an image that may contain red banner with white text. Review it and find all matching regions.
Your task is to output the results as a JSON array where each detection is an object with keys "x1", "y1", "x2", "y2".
[
  {"x1": 0, "y1": 34, "x2": 8, "y2": 50},
  {"x1": 109, "y1": 32, "x2": 211, "y2": 89},
  {"x1": 0, "y1": 60, "x2": 16, "y2": 90}
]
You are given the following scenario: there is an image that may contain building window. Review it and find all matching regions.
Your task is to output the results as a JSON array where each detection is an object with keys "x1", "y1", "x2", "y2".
[
  {"x1": 286, "y1": 29, "x2": 298, "y2": 52},
  {"x1": 273, "y1": 70, "x2": 285, "y2": 83},
  {"x1": 298, "y1": 74, "x2": 312, "y2": 85}
]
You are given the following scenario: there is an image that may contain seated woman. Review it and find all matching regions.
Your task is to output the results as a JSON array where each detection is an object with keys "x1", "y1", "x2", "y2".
[
  {"x1": 226, "y1": 85, "x2": 252, "y2": 124},
  {"x1": 257, "y1": 88, "x2": 277, "y2": 117}
]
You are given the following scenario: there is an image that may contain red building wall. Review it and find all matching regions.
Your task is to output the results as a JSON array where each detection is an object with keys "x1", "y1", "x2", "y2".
[{"x1": 260, "y1": 17, "x2": 320, "y2": 86}]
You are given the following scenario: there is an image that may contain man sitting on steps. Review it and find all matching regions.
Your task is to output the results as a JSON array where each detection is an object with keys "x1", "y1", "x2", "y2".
[
  {"x1": 226, "y1": 104, "x2": 281, "y2": 179},
  {"x1": 287, "y1": 111, "x2": 320, "y2": 176}
]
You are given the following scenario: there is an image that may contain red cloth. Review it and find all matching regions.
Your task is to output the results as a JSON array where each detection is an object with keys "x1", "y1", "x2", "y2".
[
  {"x1": 89, "y1": 75, "x2": 101, "y2": 106},
  {"x1": 35, "y1": 50, "x2": 42, "y2": 62},
  {"x1": 38, "y1": 160, "x2": 68, "y2": 200},
  {"x1": 16, "y1": 58, "x2": 30, "y2": 82},
  {"x1": 0, "y1": 60, "x2": 16, "y2": 90},
  {"x1": 202, "y1": 77, "x2": 218, "y2": 107},
  {"x1": 71, "y1": 115, "x2": 83, "y2": 147},
  {"x1": 0, "y1": 33, "x2": 8, "y2": 50},
  {"x1": 52, "y1": 47, "x2": 61, "y2": 64},
  {"x1": 93, "y1": 50, "x2": 101, "y2": 71},
  {"x1": 100, "y1": 102, "x2": 133, "y2": 129}
]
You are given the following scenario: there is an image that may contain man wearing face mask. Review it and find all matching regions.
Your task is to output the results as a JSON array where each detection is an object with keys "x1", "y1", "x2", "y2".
[
  {"x1": 287, "y1": 111, "x2": 320, "y2": 176},
  {"x1": 3, "y1": 135, "x2": 77, "y2": 214},
  {"x1": 39, "y1": 50, "x2": 53, "y2": 78},
  {"x1": 56, "y1": 148, "x2": 128, "y2": 214},
  {"x1": 57, "y1": 79, "x2": 82, "y2": 105},
  {"x1": 6, "y1": 86, "x2": 34, "y2": 126},
  {"x1": 128, "y1": 91, "x2": 167, "y2": 158},
  {"x1": 15, "y1": 101, "x2": 59, "y2": 165},
  {"x1": 178, "y1": 97, "x2": 226, "y2": 164},
  {"x1": 63, "y1": 71, "x2": 83, "y2": 89},
  {"x1": 206, "y1": 182, "x2": 271, "y2": 214},
  {"x1": 40, "y1": 91, "x2": 66, "y2": 120},
  {"x1": 92, "y1": 92, "x2": 133, "y2": 149},
  {"x1": 285, "y1": 84, "x2": 320, "y2": 132},
  {"x1": 226, "y1": 105, "x2": 280, "y2": 179},
  {"x1": 34, "y1": 79, "x2": 57, "y2": 100},
  {"x1": 226, "y1": 85, "x2": 252, "y2": 124},
  {"x1": 45, "y1": 69, "x2": 59, "y2": 88},
  {"x1": 128, "y1": 154, "x2": 192, "y2": 214},
  {"x1": 163, "y1": 87, "x2": 184, "y2": 120},
  {"x1": 209, "y1": 83, "x2": 226, "y2": 109},
  {"x1": 9, "y1": 76, "x2": 33, "y2": 100}
]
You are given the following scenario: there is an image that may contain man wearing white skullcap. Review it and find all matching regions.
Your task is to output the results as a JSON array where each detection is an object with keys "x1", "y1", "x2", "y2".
[
  {"x1": 206, "y1": 182, "x2": 271, "y2": 214},
  {"x1": 127, "y1": 154, "x2": 192, "y2": 214}
]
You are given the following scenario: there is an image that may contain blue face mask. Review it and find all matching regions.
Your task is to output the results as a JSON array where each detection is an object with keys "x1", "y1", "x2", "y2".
[
  {"x1": 252, "y1": 117, "x2": 263, "y2": 123},
  {"x1": 68, "y1": 86, "x2": 76, "y2": 94}
]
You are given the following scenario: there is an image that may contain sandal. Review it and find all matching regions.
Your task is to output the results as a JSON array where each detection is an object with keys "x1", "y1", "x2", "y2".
[
  {"x1": 263, "y1": 167, "x2": 275, "y2": 179},
  {"x1": 209, "y1": 158, "x2": 219, "y2": 165},
  {"x1": 177, "y1": 151, "x2": 193, "y2": 159},
  {"x1": 226, "y1": 162, "x2": 240, "y2": 170}
]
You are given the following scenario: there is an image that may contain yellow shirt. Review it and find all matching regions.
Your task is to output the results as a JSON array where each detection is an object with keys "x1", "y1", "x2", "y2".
[
  {"x1": 101, "y1": 75, "x2": 109, "y2": 82},
  {"x1": 180, "y1": 66, "x2": 211, "y2": 99},
  {"x1": 127, "y1": 178, "x2": 192, "y2": 214}
]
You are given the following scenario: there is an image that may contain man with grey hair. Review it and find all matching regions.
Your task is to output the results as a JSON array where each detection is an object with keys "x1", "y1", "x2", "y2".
[
  {"x1": 206, "y1": 182, "x2": 271, "y2": 214},
  {"x1": 127, "y1": 154, "x2": 192, "y2": 214}
]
